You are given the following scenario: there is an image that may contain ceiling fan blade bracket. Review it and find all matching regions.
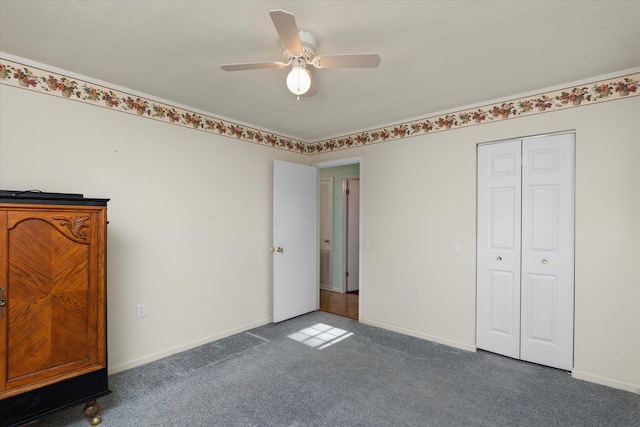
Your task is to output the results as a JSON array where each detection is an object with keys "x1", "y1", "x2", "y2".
[{"x1": 283, "y1": 30, "x2": 317, "y2": 61}]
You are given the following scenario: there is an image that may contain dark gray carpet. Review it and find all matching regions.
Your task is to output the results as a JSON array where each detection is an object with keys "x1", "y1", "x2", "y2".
[{"x1": 37, "y1": 311, "x2": 639, "y2": 426}]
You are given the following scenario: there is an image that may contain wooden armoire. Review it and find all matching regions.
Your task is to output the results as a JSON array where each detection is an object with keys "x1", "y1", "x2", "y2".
[{"x1": 0, "y1": 190, "x2": 110, "y2": 427}]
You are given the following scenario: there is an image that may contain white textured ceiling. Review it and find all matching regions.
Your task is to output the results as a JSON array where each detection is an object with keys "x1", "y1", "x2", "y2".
[{"x1": 1, "y1": 0, "x2": 639, "y2": 142}]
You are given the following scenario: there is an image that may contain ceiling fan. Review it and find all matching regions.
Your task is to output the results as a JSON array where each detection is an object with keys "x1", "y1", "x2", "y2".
[{"x1": 220, "y1": 9, "x2": 381, "y2": 98}]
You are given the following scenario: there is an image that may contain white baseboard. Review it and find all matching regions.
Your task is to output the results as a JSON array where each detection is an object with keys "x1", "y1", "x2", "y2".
[
  {"x1": 572, "y1": 369, "x2": 640, "y2": 394},
  {"x1": 108, "y1": 317, "x2": 271, "y2": 374},
  {"x1": 362, "y1": 319, "x2": 477, "y2": 353},
  {"x1": 361, "y1": 320, "x2": 640, "y2": 395}
]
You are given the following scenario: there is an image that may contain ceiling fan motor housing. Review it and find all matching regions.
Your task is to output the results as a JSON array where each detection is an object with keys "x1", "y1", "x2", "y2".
[{"x1": 283, "y1": 30, "x2": 317, "y2": 61}]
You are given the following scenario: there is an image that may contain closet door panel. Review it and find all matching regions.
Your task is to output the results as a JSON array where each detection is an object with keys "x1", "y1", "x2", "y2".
[
  {"x1": 521, "y1": 134, "x2": 574, "y2": 370},
  {"x1": 488, "y1": 270, "x2": 518, "y2": 336},
  {"x1": 476, "y1": 140, "x2": 522, "y2": 359},
  {"x1": 525, "y1": 273, "x2": 558, "y2": 342}
]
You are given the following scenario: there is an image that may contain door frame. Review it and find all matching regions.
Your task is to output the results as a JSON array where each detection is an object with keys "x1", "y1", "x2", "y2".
[
  {"x1": 319, "y1": 177, "x2": 334, "y2": 290},
  {"x1": 475, "y1": 131, "x2": 575, "y2": 370},
  {"x1": 342, "y1": 175, "x2": 360, "y2": 293},
  {"x1": 314, "y1": 157, "x2": 363, "y2": 321}
]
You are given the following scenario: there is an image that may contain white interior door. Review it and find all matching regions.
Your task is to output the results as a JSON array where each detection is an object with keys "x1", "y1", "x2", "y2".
[
  {"x1": 346, "y1": 178, "x2": 360, "y2": 292},
  {"x1": 476, "y1": 140, "x2": 522, "y2": 359},
  {"x1": 477, "y1": 134, "x2": 574, "y2": 371},
  {"x1": 520, "y1": 134, "x2": 574, "y2": 370},
  {"x1": 273, "y1": 160, "x2": 319, "y2": 323}
]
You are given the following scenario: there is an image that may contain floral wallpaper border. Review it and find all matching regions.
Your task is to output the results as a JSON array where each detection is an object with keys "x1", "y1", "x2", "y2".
[
  {"x1": 313, "y1": 73, "x2": 639, "y2": 153},
  {"x1": 1, "y1": 58, "x2": 638, "y2": 155}
]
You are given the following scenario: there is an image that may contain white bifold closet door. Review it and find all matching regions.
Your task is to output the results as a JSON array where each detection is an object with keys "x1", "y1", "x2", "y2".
[{"x1": 477, "y1": 133, "x2": 574, "y2": 371}]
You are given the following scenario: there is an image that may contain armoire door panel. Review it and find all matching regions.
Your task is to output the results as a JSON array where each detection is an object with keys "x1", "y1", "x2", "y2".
[
  {"x1": 5, "y1": 214, "x2": 96, "y2": 390},
  {"x1": 0, "y1": 211, "x2": 7, "y2": 392}
]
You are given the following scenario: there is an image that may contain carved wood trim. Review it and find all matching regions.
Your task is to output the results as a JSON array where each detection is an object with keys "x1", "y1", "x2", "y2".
[{"x1": 52, "y1": 215, "x2": 90, "y2": 240}]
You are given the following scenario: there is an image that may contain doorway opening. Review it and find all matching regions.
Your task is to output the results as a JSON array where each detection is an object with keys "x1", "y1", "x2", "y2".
[{"x1": 315, "y1": 157, "x2": 362, "y2": 321}]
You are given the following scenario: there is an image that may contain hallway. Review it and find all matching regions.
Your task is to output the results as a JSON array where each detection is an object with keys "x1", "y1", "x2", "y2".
[{"x1": 319, "y1": 289, "x2": 358, "y2": 320}]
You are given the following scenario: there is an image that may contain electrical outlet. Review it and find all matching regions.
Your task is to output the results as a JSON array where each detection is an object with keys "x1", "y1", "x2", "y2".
[
  {"x1": 411, "y1": 288, "x2": 419, "y2": 299},
  {"x1": 136, "y1": 303, "x2": 146, "y2": 318}
]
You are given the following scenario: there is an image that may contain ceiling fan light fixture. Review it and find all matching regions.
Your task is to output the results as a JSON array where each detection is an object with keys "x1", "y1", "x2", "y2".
[{"x1": 286, "y1": 58, "x2": 311, "y2": 95}]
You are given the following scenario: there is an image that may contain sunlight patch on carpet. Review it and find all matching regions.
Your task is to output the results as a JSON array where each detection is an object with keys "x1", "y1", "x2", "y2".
[{"x1": 287, "y1": 323, "x2": 354, "y2": 349}]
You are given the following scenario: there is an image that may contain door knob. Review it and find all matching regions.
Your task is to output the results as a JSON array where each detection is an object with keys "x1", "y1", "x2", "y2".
[
  {"x1": 541, "y1": 259, "x2": 548, "y2": 264},
  {"x1": 496, "y1": 256, "x2": 502, "y2": 261}
]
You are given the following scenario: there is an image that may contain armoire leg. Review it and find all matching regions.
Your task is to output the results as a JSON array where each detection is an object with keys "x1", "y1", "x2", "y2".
[{"x1": 83, "y1": 399, "x2": 102, "y2": 425}]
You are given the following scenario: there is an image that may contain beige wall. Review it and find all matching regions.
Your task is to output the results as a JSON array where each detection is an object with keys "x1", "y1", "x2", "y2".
[
  {"x1": 1, "y1": 82, "x2": 639, "y2": 393},
  {"x1": 314, "y1": 97, "x2": 640, "y2": 393},
  {"x1": 0, "y1": 84, "x2": 307, "y2": 372}
]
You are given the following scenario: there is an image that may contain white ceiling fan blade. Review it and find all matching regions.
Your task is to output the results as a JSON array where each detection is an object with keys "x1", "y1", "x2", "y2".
[
  {"x1": 269, "y1": 9, "x2": 302, "y2": 53},
  {"x1": 313, "y1": 54, "x2": 381, "y2": 69},
  {"x1": 221, "y1": 61, "x2": 288, "y2": 71}
]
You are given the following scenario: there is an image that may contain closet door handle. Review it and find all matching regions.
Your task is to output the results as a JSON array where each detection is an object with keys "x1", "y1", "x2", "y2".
[
  {"x1": 496, "y1": 256, "x2": 502, "y2": 261},
  {"x1": 541, "y1": 259, "x2": 548, "y2": 264}
]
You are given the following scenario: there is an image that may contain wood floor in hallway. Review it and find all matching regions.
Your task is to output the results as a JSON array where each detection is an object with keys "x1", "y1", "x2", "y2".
[{"x1": 319, "y1": 289, "x2": 358, "y2": 320}]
